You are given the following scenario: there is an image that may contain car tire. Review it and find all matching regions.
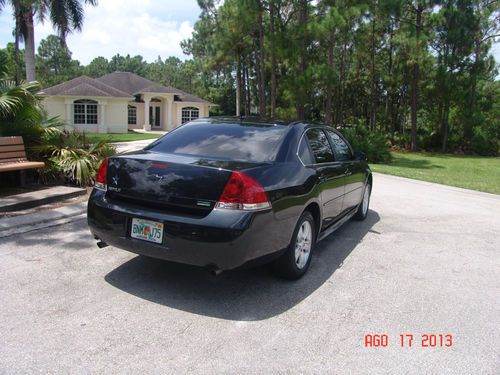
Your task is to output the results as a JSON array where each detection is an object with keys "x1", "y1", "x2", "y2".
[
  {"x1": 272, "y1": 211, "x2": 316, "y2": 280},
  {"x1": 354, "y1": 182, "x2": 371, "y2": 221}
]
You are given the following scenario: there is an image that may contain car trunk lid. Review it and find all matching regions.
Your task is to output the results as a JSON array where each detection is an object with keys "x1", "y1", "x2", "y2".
[{"x1": 105, "y1": 152, "x2": 264, "y2": 217}]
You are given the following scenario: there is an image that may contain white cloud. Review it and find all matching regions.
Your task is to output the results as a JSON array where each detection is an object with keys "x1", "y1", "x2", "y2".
[{"x1": 28, "y1": 0, "x2": 197, "y2": 64}]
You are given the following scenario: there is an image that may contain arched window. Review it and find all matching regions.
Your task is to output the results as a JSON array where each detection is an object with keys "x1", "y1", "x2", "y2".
[
  {"x1": 127, "y1": 105, "x2": 137, "y2": 125},
  {"x1": 74, "y1": 99, "x2": 98, "y2": 125},
  {"x1": 181, "y1": 107, "x2": 199, "y2": 124}
]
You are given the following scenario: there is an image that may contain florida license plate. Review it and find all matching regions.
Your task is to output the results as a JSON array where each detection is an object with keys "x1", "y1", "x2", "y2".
[{"x1": 131, "y1": 218, "x2": 164, "y2": 244}]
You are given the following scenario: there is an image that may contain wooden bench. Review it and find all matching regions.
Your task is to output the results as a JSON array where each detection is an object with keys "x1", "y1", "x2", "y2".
[{"x1": 0, "y1": 137, "x2": 45, "y2": 180}]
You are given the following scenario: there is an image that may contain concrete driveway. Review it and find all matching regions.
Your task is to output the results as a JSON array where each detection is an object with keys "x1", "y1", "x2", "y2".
[
  {"x1": 0, "y1": 174, "x2": 498, "y2": 373},
  {"x1": 113, "y1": 139, "x2": 158, "y2": 154}
]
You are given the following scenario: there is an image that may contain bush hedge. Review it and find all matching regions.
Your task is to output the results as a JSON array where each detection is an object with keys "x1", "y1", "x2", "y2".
[{"x1": 340, "y1": 126, "x2": 392, "y2": 164}]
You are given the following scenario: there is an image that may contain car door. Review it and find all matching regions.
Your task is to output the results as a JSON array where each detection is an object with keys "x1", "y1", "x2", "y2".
[
  {"x1": 325, "y1": 129, "x2": 365, "y2": 211},
  {"x1": 301, "y1": 128, "x2": 346, "y2": 229}
]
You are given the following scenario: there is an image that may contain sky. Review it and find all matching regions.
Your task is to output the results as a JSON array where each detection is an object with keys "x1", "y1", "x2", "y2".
[
  {"x1": 0, "y1": 0, "x2": 499, "y2": 67},
  {"x1": 0, "y1": 0, "x2": 201, "y2": 64}
]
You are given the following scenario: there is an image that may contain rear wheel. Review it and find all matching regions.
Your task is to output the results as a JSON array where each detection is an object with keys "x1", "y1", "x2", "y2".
[
  {"x1": 354, "y1": 182, "x2": 371, "y2": 221},
  {"x1": 272, "y1": 211, "x2": 316, "y2": 280}
]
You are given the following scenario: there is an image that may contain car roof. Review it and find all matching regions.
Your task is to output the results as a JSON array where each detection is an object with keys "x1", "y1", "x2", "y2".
[
  {"x1": 203, "y1": 116, "x2": 298, "y2": 127},
  {"x1": 198, "y1": 118, "x2": 350, "y2": 141}
]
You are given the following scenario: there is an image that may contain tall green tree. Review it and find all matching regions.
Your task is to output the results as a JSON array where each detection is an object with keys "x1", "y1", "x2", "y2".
[
  {"x1": 84, "y1": 56, "x2": 109, "y2": 77},
  {"x1": 37, "y1": 34, "x2": 81, "y2": 86},
  {"x1": 431, "y1": 0, "x2": 476, "y2": 151},
  {"x1": 400, "y1": 0, "x2": 439, "y2": 151},
  {"x1": 464, "y1": 0, "x2": 499, "y2": 144}
]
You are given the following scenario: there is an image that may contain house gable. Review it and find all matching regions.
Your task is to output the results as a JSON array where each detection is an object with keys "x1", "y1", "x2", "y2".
[{"x1": 41, "y1": 76, "x2": 132, "y2": 98}]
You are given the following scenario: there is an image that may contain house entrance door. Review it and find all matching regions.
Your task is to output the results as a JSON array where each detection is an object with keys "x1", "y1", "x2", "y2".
[{"x1": 149, "y1": 106, "x2": 161, "y2": 128}]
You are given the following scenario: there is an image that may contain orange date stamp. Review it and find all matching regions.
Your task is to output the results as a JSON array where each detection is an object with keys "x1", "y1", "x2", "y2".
[{"x1": 364, "y1": 334, "x2": 453, "y2": 348}]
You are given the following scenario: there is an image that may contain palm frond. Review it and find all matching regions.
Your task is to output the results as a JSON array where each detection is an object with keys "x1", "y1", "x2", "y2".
[{"x1": 0, "y1": 79, "x2": 42, "y2": 118}]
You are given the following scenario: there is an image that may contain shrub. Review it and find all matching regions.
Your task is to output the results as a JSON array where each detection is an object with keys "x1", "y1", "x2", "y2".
[
  {"x1": 471, "y1": 127, "x2": 499, "y2": 156},
  {"x1": 341, "y1": 125, "x2": 391, "y2": 163},
  {"x1": 32, "y1": 124, "x2": 116, "y2": 186}
]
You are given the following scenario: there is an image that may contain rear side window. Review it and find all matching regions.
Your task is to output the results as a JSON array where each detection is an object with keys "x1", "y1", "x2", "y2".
[
  {"x1": 305, "y1": 129, "x2": 334, "y2": 164},
  {"x1": 146, "y1": 121, "x2": 287, "y2": 163},
  {"x1": 298, "y1": 137, "x2": 314, "y2": 165},
  {"x1": 326, "y1": 130, "x2": 352, "y2": 161}
]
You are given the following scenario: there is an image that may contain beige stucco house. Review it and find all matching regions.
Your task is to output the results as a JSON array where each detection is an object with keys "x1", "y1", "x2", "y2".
[{"x1": 41, "y1": 72, "x2": 216, "y2": 133}]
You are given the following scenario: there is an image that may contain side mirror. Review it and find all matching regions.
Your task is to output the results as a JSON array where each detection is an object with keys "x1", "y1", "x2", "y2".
[{"x1": 354, "y1": 151, "x2": 367, "y2": 161}]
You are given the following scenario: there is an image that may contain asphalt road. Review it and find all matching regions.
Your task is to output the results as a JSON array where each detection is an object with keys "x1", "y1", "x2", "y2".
[{"x1": 1, "y1": 173, "x2": 499, "y2": 374}]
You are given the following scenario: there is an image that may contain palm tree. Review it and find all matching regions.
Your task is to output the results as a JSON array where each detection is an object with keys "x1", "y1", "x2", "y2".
[{"x1": 0, "y1": 0, "x2": 97, "y2": 82}]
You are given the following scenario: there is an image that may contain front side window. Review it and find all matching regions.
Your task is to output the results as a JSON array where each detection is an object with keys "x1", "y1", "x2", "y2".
[
  {"x1": 181, "y1": 107, "x2": 199, "y2": 124},
  {"x1": 305, "y1": 128, "x2": 334, "y2": 164},
  {"x1": 74, "y1": 99, "x2": 97, "y2": 125},
  {"x1": 128, "y1": 105, "x2": 137, "y2": 125},
  {"x1": 326, "y1": 130, "x2": 352, "y2": 161}
]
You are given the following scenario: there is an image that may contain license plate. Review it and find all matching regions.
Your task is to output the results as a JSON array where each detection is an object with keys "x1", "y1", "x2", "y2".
[{"x1": 131, "y1": 218, "x2": 164, "y2": 244}]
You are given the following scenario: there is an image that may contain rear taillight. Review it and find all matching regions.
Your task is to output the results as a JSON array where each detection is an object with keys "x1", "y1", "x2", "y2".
[
  {"x1": 216, "y1": 171, "x2": 271, "y2": 211},
  {"x1": 95, "y1": 158, "x2": 107, "y2": 191}
]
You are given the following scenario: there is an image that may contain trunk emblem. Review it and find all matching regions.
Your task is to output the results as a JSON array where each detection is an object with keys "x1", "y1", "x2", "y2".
[{"x1": 112, "y1": 176, "x2": 119, "y2": 185}]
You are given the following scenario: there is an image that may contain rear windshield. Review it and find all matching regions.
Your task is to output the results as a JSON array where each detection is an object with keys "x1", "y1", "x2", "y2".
[{"x1": 146, "y1": 121, "x2": 288, "y2": 163}]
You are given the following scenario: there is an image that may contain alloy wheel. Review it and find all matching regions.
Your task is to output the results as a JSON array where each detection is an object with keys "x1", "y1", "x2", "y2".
[{"x1": 295, "y1": 220, "x2": 312, "y2": 269}]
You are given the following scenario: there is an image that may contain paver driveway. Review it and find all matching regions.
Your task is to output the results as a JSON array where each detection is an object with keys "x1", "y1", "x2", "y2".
[{"x1": 1, "y1": 173, "x2": 498, "y2": 373}]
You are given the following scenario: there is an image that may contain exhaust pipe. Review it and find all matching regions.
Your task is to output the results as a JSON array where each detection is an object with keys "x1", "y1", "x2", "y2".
[
  {"x1": 96, "y1": 241, "x2": 108, "y2": 249},
  {"x1": 207, "y1": 265, "x2": 223, "y2": 277}
]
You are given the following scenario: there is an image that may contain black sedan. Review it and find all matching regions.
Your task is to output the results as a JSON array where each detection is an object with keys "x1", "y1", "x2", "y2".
[{"x1": 87, "y1": 118, "x2": 372, "y2": 279}]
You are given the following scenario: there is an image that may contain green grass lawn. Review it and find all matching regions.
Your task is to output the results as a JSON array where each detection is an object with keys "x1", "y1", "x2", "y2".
[
  {"x1": 85, "y1": 131, "x2": 162, "y2": 143},
  {"x1": 371, "y1": 151, "x2": 500, "y2": 195}
]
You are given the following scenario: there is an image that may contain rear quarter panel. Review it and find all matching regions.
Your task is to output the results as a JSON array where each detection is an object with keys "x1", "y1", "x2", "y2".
[{"x1": 243, "y1": 162, "x2": 321, "y2": 244}]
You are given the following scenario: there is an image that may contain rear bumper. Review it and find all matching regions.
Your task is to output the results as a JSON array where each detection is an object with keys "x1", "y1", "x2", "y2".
[{"x1": 87, "y1": 190, "x2": 292, "y2": 270}]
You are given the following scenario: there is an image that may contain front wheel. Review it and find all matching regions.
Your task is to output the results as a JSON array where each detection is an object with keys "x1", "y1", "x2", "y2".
[
  {"x1": 272, "y1": 211, "x2": 316, "y2": 280},
  {"x1": 354, "y1": 182, "x2": 371, "y2": 221}
]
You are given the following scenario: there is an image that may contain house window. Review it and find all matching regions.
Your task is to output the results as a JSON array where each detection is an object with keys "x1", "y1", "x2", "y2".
[
  {"x1": 74, "y1": 99, "x2": 98, "y2": 125},
  {"x1": 128, "y1": 105, "x2": 137, "y2": 125},
  {"x1": 181, "y1": 107, "x2": 199, "y2": 124}
]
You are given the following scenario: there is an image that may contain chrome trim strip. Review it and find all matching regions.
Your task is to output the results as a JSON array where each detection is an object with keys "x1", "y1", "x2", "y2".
[{"x1": 215, "y1": 201, "x2": 272, "y2": 211}]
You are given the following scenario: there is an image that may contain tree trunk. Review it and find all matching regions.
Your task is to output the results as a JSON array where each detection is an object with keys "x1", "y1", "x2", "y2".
[
  {"x1": 14, "y1": 18, "x2": 20, "y2": 85},
  {"x1": 400, "y1": 85, "x2": 408, "y2": 136},
  {"x1": 269, "y1": 1, "x2": 277, "y2": 118},
  {"x1": 410, "y1": 62, "x2": 418, "y2": 150},
  {"x1": 384, "y1": 20, "x2": 394, "y2": 132},
  {"x1": 23, "y1": 9, "x2": 36, "y2": 82},
  {"x1": 242, "y1": 59, "x2": 247, "y2": 115},
  {"x1": 337, "y1": 42, "x2": 347, "y2": 126},
  {"x1": 410, "y1": 7, "x2": 422, "y2": 152},
  {"x1": 369, "y1": 13, "x2": 377, "y2": 130},
  {"x1": 244, "y1": 62, "x2": 251, "y2": 116},
  {"x1": 465, "y1": 45, "x2": 480, "y2": 143},
  {"x1": 325, "y1": 31, "x2": 334, "y2": 125},
  {"x1": 236, "y1": 53, "x2": 241, "y2": 117},
  {"x1": 257, "y1": 1, "x2": 266, "y2": 116},
  {"x1": 296, "y1": 0, "x2": 308, "y2": 120},
  {"x1": 441, "y1": 98, "x2": 450, "y2": 152}
]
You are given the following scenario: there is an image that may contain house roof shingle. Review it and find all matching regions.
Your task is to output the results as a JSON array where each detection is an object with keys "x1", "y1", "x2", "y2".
[
  {"x1": 95, "y1": 72, "x2": 214, "y2": 104},
  {"x1": 96, "y1": 72, "x2": 156, "y2": 95},
  {"x1": 42, "y1": 71, "x2": 215, "y2": 105},
  {"x1": 41, "y1": 76, "x2": 132, "y2": 98}
]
